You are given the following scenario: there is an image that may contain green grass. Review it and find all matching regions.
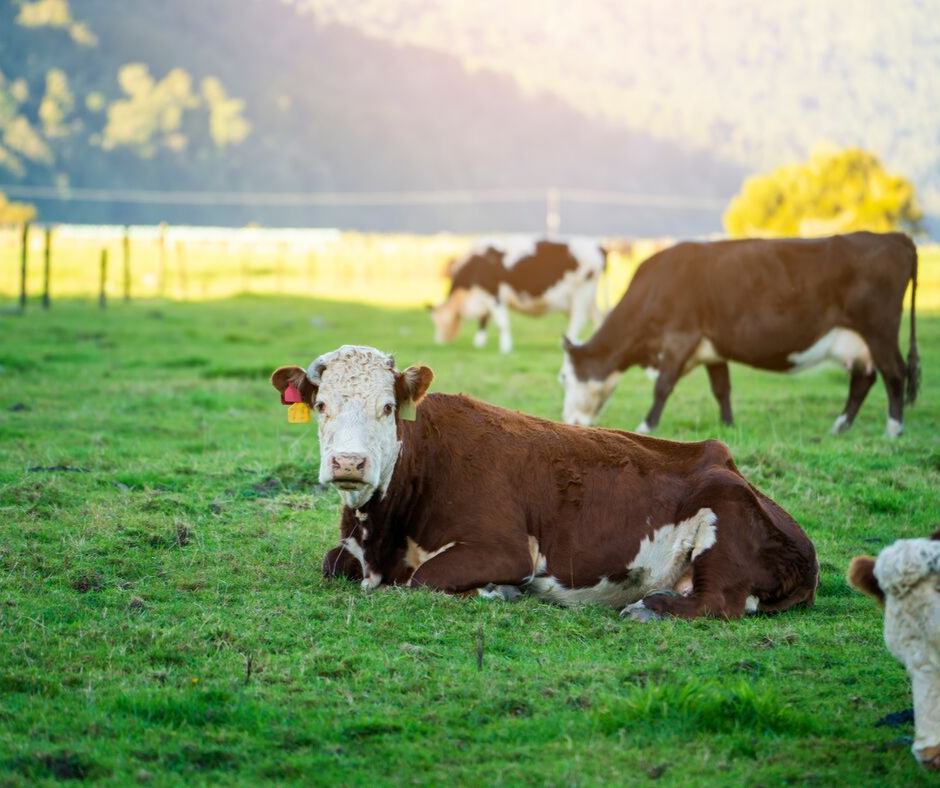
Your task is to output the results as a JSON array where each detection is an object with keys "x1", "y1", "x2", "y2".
[{"x1": 1, "y1": 295, "x2": 938, "y2": 786}]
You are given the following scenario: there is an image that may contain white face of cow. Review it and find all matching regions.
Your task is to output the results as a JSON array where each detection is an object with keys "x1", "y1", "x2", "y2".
[
  {"x1": 430, "y1": 290, "x2": 466, "y2": 344},
  {"x1": 559, "y1": 352, "x2": 619, "y2": 426},
  {"x1": 875, "y1": 539, "x2": 940, "y2": 770},
  {"x1": 271, "y1": 346, "x2": 433, "y2": 511}
]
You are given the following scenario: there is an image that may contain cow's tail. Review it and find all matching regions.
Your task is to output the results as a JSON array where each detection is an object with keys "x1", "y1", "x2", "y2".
[
  {"x1": 905, "y1": 239, "x2": 920, "y2": 406},
  {"x1": 598, "y1": 245, "x2": 611, "y2": 315}
]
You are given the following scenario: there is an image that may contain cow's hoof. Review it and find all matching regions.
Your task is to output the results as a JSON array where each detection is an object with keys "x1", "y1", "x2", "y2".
[
  {"x1": 830, "y1": 414, "x2": 851, "y2": 434},
  {"x1": 885, "y1": 418, "x2": 904, "y2": 439},
  {"x1": 635, "y1": 420, "x2": 652, "y2": 435},
  {"x1": 477, "y1": 584, "x2": 523, "y2": 602},
  {"x1": 473, "y1": 331, "x2": 487, "y2": 349},
  {"x1": 620, "y1": 601, "x2": 663, "y2": 623}
]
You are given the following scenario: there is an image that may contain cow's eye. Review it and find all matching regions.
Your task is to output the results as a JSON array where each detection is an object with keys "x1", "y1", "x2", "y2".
[
  {"x1": 383, "y1": 403, "x2": 394, "y2": 417},
  {"x1": 314, "y1": 401, "x2": 326, "y2": 414}
]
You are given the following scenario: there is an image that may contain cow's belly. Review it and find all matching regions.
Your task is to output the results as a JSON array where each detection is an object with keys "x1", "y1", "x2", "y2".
[
  {"x1": 523, "y1": 508, "x2": 718, "y2": 609},
  {"x1": 462, "y1": 286, "x2": 496, "y2": 318},
  {"x1": 786, "y1": 327, "x2": 872, "y2": 373},
  {"x1": 500, "y1": 284, "x2": 550, "y2": 315}
]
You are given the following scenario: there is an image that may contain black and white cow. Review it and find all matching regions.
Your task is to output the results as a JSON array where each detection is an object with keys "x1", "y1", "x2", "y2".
[{"x1": 430, "y1": 237, "x2": 607, "y2": 353}]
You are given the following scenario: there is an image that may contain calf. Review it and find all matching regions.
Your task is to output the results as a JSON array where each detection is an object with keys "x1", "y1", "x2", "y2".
[
  {"x1": 271, "y1": 345, "x2": 818, "y2": 621},
  {"x1": 430, "y1": 236, "x2": 607, "y2": 353},
  {"x1": 560, "y1": 232, "x2": 919, "y2": 437},
  {"x1": 849, "y1": 530, "x2": 940, "y2": 771}
]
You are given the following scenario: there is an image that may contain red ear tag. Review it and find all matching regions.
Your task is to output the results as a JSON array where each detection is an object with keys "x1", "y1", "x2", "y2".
[{"x1": 281, "y1": 384, "x2": 303, "y2": 405}]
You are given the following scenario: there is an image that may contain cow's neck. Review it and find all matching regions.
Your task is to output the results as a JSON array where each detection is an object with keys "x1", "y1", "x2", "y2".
[
  {"x1": 582, "y1": 288, "x2": 654, "y2": 373},
  {"x1": 342, "y1": 417, "x2": 425, "y2": 583}
]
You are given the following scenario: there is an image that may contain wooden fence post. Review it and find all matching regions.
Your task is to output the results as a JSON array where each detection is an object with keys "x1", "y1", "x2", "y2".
[
  {"x1": 99, "y1": 248, "x2": 108, "y2": 309},
  {"x1": 157, "y1": 222, "x2": 167, "y2": 297},
  {"x1": 19, "y1": 222, "x2": 29, "y2": 309},
  {"x1": 42, "y1": 226, "x2": 52, "y2": 309},
  {"x1": 123, "y1": 226, "x2": 131, "y2": 302},
  {"x1": 176, "y1": 241, "x2": 188, "y2": 300}
]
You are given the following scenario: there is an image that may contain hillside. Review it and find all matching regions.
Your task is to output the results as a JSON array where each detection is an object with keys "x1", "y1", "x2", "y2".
[{"x1": 0, "y1": 0, "x2": 937, "y2": 235}]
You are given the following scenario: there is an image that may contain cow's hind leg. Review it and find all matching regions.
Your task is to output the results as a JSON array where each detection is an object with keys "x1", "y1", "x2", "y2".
[
  {"x1": 831, "y1": 367, "x2": 877, "y2": 434},
  {"x1": 706, "y1": 362, "x2": 733, "y2": 426},
  {"x1": 867, "y1": 338, "x2": 906, "y2": 437},
  {"x1": 623, "y1": 480, "x2": 816, "y2": 621}
]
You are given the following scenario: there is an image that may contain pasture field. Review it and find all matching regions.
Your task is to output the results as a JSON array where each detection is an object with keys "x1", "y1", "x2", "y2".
[{"x1": 0, "y1": 289, "x2": 938, "y2": 785}]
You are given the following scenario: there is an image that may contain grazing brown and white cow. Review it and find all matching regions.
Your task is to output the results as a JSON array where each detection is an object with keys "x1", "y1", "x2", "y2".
[
  {"x1": 271, "y1": 345, "x2": 818, "y2": 621},
  {"x1": 430, "y1": 236, "x2": 607, "y2": 353},
  {"x1": 849, "y1": 530, "x2": 940, "y2": 771},
  {"x1": 560, "y1": 232, "x2": 920, "y2": 437}
]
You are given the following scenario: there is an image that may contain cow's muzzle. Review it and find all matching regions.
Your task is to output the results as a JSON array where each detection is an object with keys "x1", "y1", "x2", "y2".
[{"x1": 329, "y1": 453, "x2": 370, "y2": 488}]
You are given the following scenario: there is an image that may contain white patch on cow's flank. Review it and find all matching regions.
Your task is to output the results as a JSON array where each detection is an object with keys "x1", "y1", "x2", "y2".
[
  {"x1": 683, "y1": 338, "x2": 725, "y2": 374},
  {"x1": 787, "y1": 327, "x2": 872, "y2": 373},
  {"x1": 524, "y1": 508, "x2": 718, "y2": 610}
]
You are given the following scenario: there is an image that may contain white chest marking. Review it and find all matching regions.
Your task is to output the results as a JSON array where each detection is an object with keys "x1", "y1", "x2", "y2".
[
  {"x1": 524, "y1": 508, "x2": 718, "y2": 609},
  {"x1": 787, "y1": 327, "x2": 872, "y2": 373}
]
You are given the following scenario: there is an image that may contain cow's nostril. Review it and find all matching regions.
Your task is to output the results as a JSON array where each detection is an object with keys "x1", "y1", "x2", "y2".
[{"x1": 356, "y1": 460, "x2": 366, "y2": 471}]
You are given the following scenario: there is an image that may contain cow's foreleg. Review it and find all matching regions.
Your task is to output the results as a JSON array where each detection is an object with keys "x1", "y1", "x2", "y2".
[
  {"x1": 492, "y1": 303, "x2": 513, "y2": 354},
  {"x1": 473, "y1": 314, "x2": 490, "y2": 348},
  {"x1": 638, "y1": 365, "x2": 681, "y2": 433},
  {"x1": 705, "y1": 363, "x2": 733, "y2": 426},
  {"x1": 637, "y1": 335, "x2": 699, "y2": 433},
  {"x1": 831, "y1": 368, "x2": 877, "y2": 434},
  {"x1": 409, "y1": 543, "x2": 529, "y2": 595},
  {"x1": 322, "y1": 544, "x2": 364, "y2": 581}
]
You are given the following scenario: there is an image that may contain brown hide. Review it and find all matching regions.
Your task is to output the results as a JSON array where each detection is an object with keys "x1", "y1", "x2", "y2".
[{"x1": 323, "y1": 392, "x2": 819, "y2": 619}]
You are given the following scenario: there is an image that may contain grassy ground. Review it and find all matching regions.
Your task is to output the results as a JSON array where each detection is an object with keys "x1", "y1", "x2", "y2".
[{"x1": 1, "y1": 295, "x2": 938, "y2": 786}]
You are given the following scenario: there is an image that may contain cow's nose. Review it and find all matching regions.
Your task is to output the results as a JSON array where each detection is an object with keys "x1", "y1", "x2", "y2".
[
  {"x1": 917, "y1": 745, "x2": 940, "y2": 770},
  {"x1": 330, "y1": 453, "x2": 369, "y2": 482}
]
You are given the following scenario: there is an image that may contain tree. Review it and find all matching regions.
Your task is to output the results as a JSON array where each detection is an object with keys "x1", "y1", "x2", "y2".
[
  {"x1": 0, "y1": 191, "x2": 36, "y2": 225},
  {"x1": 724, "y1": 146, "x2": 922, "y2": 238}
]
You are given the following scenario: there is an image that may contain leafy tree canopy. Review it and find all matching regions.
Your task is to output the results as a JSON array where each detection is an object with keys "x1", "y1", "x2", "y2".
[
  {"x1": 0, "y1": 190, "x2": 36, "y2": 225},
  {"x1": 724, "y1": 146, "x2": 922, "y2": 238}
]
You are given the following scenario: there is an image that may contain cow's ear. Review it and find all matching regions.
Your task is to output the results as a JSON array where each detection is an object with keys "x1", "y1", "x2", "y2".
[
  {"x1": 271, "y1": 365, "x2": 317, "y2": 405},
  {"x1": 847, "y1": 556, "x2": 885, "y2": 603},
  {"x1": 562, "y1": 335, "x2": 580, "y2": 354},
  {"x1": 396, "y1": 365, "x2": 434, "y2": 407}
]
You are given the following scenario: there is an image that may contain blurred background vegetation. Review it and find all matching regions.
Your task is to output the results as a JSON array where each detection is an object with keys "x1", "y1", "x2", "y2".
[{"x1": 0, "y1": 0, "x2": 937, "y2": 236}]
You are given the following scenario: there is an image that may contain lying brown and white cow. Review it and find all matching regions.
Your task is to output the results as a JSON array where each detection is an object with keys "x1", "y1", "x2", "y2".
[
  {"x1": 430, "y1": 236, "x2": 607, "y2": 353},
  {"x1": 560, "y1": 232, "x2": 920, "y2": 437},
  {"x1": 849, "y1": 531, "x2": 940, "y2": 771},
  {"x1": 271, "y1": 345, "x2": 818, "y2": 620}
]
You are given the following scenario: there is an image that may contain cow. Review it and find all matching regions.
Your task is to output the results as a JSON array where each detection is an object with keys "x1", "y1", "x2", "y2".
[
  {"x1": 270, "y1": 344, "x2": 819, "y2": 621},
  {"x1": 559, "y1": 232, "x2": 920, "y2": 438},
  {"x1": 848, "y1": 530, "x2": 940, "y2": 771},
  {"x1": 429, "y1": 236, "x2": 607, "y2": 354}
]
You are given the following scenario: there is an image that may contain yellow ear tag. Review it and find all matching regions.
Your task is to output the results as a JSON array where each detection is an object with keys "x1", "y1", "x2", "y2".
[
  {"x1": 399, "y1": 399, "x2": 416, "y2": 421},
  {"x1": 287, "y1": 402, "x2": 311, "y2": 424}
]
